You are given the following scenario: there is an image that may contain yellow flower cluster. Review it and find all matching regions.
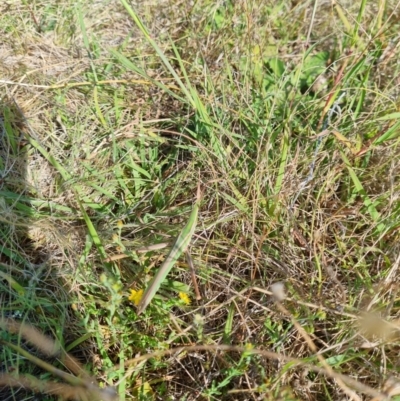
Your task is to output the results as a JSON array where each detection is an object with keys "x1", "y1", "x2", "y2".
[
  {"x1": 178, "y1": 292, "x2": 191, "y2": 305},
  {"x1": 129, "y1": 289, "x2": 143, "y2": 306},
  {"x1": 128, "y1": 290, "x2": 191, "y2": 307}
]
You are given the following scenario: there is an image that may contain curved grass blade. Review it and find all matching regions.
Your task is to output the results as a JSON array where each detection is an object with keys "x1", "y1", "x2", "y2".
[
  {"x1": 137, "y1": 186, "x2": 201, "y2": 315},
  {"x1": 341, "y1": 151, "x2": 385, "y2": 234}
]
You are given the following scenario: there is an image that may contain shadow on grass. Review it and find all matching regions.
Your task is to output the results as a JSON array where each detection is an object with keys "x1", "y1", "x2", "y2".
[{"x1": 0, "y1": 97, "x2": 116, "y2": 401}]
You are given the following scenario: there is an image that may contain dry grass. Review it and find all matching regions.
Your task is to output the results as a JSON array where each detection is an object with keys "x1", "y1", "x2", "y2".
[{"x1": 1, "y1": 0, "x2": 400, "y2": 400}]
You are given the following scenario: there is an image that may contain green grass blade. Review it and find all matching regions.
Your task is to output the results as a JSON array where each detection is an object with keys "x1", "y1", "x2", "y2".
[
  {"x1": 137, "y1": 188, "x2": 201, "y2": 315},
  {"x1": 0, "y1": 190, "x2": 76, "y2": 215},
  {"x1": 65, "y1": 332, "x2": 94, "y2": 353},
  {"x1": 274, "y1": 129, "x2": 289, "y2": 195},
  {"x1": 0, "y1": 266, "x2": 25, "y2": 295},
  {"x1": 93, "y1": 85, "x2": 107, "y2": 128},
  {"x1": 223, "y1": 303, "x2": 235, "y2": 344},
  {"x1": 75, "y1": 194, "x2": 108, "y2": 261},
  {"x1": 377, "y1": 112, "x2": 400, "y2": 121},
  {"x1": 119, "y1": 0, "x2": 194, "y2": 105},
  {"x1": 76, "y1": 4, "x2": 99, "y2": 83},
  {"x1": 27, "y1": 136, "x2": 70, "y2": 181},
  {"x1": 109, "y1": 48, "x2": 185, "y2": 103},
  {"x1": 351, "y1": 0, "x2": 367, "y2": 47},
  {"x1": 27, "y1": 126, "x2": 112, "y2": 263},
  {"x1": 341, "y1": 152, "x2": 385, "y2": 233},
  {"x1": 373, "y1": 120, "x2": 400, "y2": 145},
  {"x1": 117, "y1": 0, "x2": 228, "y2": 164}
]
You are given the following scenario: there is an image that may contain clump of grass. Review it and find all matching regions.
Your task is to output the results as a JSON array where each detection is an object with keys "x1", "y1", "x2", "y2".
[
  {"x1": 1, "y1": 0, "x2": 400, "y2": 400},
  {"x1": 0, "y1": 317, "x2": 118, "y2": 401}
]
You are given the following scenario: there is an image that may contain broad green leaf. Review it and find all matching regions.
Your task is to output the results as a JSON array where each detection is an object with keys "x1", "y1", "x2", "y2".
[
  {"x1": 137, "y1": 186, "x2": 201, "y2": 315},
  {"x1": 302, "y1": 51, "x2": 329, "y2": 87},
  {"x1": 268, "y1": 58, "x2": 285, "y2": 77}
]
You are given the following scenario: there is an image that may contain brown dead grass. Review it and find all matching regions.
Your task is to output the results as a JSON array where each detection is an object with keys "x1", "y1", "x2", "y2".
[{"x1": 1, "y1": 1, "x2": 400, "y2": 401}]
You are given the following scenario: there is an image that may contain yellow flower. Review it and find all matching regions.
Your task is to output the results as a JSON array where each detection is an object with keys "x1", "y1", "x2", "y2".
[
  {"x1": 117, "y1": 220, "x2": 124, "y2": 229},
  {"x1": 243, "y1": 343, "x2": 254, "y2": 358},
  {"x1": 178, "y1": 292, "x2": 191, "y2": 305},
  {"x1": 244, "y1": 343, "x2": 253, "y2": 351},
  {"x1": 129, "y1": 289, "x2": 144, "y2": 306}
]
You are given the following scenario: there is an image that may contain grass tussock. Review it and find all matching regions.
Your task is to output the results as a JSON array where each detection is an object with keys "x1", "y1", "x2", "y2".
[{"x1": 1, "y1": 0, "x2": 400, "y2": 400}]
